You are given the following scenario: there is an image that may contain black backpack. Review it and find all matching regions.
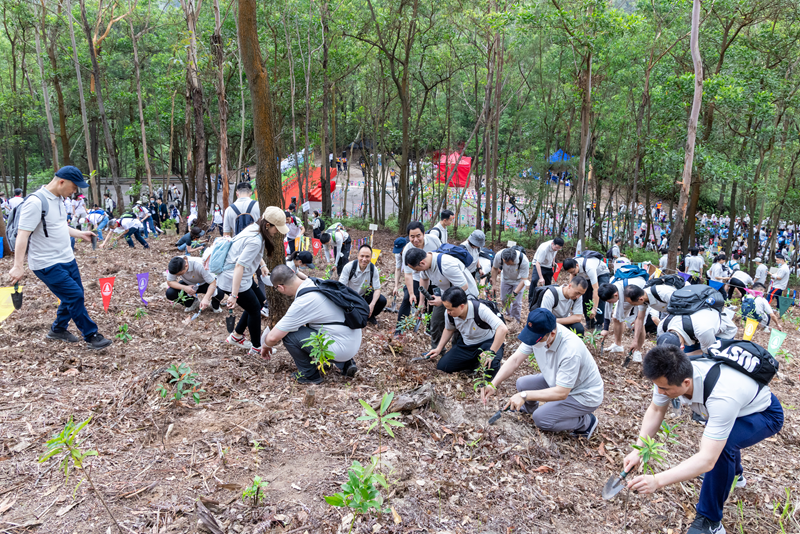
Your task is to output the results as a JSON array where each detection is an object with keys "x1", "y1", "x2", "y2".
[
  {"x1": 508, "y1": 246, "x2": 527, "y2": 269},
  {"x1": 690, "y1": 339, "x2": 779, "y2": 404},
  {"x1": 446, "y1": 298, "x2": 505, "y2": 330},
  {"x1": 478, "y1": 247, "x2": 495, "y2": 261},
  {"x1": 347, "y1": 260, "x2": 376, "y2": 291},
  {"x1": 296, "y1": 277, "x2": 370, "y2": 329},
  {"x1": 740, "y1": 297, "x2": 764, "y2": 323},
  {"x1": 645, "y1": 274, "x2": 686, "y2": 299},
  {"x1": 428, "y1": 225, "x2": 444, "y2": 242},
  {"x1": 529, "y1": 285, "x2": 560, "y2": 310},
  {"x1": 6, "y1": 190, "x2": 50, "y2": 252},
  {"x1": 577, "y1": 250, "x2": 604, "y2": 272},
  {"x1": 231, "y1": 200, "x2": 257, "y2": 236},
  {"x1": 666, "y1": 285, "x2": 724, "y2": 316}
]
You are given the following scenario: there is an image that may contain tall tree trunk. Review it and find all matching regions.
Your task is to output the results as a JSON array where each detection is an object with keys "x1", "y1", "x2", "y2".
[
  {"x1": 33, "y1": 10, "x2": 59, "y2": 171},
  {"x1": 65, "y1": 0, "x2": 96, "y2": 198},
  {"x1": 129, "y1": 19, "x2": 154, "y2": 198},
  {"x1": 180, "y1": 0, "x2": 208, "y2": 225},
  {"x1": 79, "y1": 0, "x2": 121, "y2": 206},
  {"x1": 319, "y1": 1, "x2": 331, "y2": 216},
  {"x1": 282, "y1": 12, "x2": 305, "y2": 225},
  {"x1": 668, "y1": 0, "x2": 702, "y2": 271},
  {"x1": 167, "y1": 90, "x2": 177, "y2": 194},
  {"x1": 576, "y1": 42, "x2": 592, "y2": 241},
  {"x1": 212, "y1": 0, "x2": 230, "y2": 210},
  {"x1": 45, "y1": 2, "x2": 71, "y2": 166},
  {"x1": 238, "y1": 0, "x2": 291, "y2": 318}
]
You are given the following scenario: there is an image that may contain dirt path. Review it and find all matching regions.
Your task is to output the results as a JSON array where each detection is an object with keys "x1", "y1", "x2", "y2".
[{"x1": 1, "y1": 229, "x2": 798, "y2": 533}]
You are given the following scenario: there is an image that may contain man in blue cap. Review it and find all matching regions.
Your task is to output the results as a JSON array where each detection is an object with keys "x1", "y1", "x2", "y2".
[
  {"x1": 8, "y1": 166, "x2": 113, "y2": 349},
  {"x1": 480, "y1": 308, "x2": 603, "y2": 438}
]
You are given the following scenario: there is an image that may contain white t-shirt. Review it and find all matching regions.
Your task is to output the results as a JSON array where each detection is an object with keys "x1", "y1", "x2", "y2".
[
  {"x1": 652, "y1": 358, "x2": 772, "y2": 440},
  {"x1": 612, "y1": 277, "x2": 647, "y2": 321},
  {"x1": 444, "y1": 300, "x2": 504, "y2": 345},
  {"x1": 539, "y1": 285, "x2": 583, "y2": 319},
  {"x1": 286, "y1": 217, "x2": 303, "y2": 240},
  {"x1": 657, "y1": 308, "x2": 736, "y2": 350},
  {"x1": 223, "y1": 198, "x2": 261, "y2": 235},
  {"x1": 212, "y1": 209, "x2": 223, "y2": 224},
  {"x1": 639, "y1": 284, "x2": 677, "y2": 315},
  {"x1": 492, "y1": 248, "x2": 530, "y2": 282},
  {"x1": 517, "y1": 325, "x2": 604, "y2": 407},
  {"x1": 533, "y1": 241, "x2": 558, "y2": 268},
  {"x1": 754, "y1": 264, "x2": 768, "y2": 285},
  {"x1": 708, "y1": 262, "x2": 729, "y2": 282},
  {"x1": 401, "y1": 235, "x2": 441, "y2": 282},
  {"x1": 731, "y1": 270, "x2": 753, "y2": 286},
  {"x1": 684, "y1": 255, "x2": 705, "y2": 275},
  {"x1": 17, "y1": 187, "x2": 74, "y2": 271},
  {"x1": 421, "y1": 253, "x2": 478, "y2": 297},
  {"x1": 166, "y1": 257, "x2": 215, "y2": 285},
  {"x1": 215, "y1": 230, "x2": 264, "y2": 293},
  {"x1": 577, "y1": 257, "x2": 610, "y2": 286},
  {"x1": 430, "y1": 222, "x2": 448, "y2": 245},
  {"x1": 339, "y1": 260, "x2": 381, "y2": 296},
  {"x1": 753, "y1": 296, "x2": 774, "y2": 325},
  {"x1": 275, "y1": 278, "x2": 363, "y2": 362},
  {"x1": 460, "y1": 241, "x2": 481, "y2": 273},
  {"x1": 7, "y1": 196, "x2": 24, "y2": 211},
  {"x1": 772, "y1": 263, "x2": 790, "y2": 290},
  {"x1": 120, "y1": 217, "x2": 143, "y2": 231}
]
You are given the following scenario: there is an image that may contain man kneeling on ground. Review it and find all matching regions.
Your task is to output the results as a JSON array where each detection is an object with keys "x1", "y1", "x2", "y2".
[
  {"x1": 166, "y1": 256, "x2": 223, "y2": 313},
  {"x1": 535, "y1": 275, "x2": 588, "y2": 335},
  {"x1": 625, "y1": 341, "x2": 783, "y2": 534},
  {"x1": 480, "y1": 309, "x2": 603, "y2": 438},
  {"x1": 263, "y1": 265, "x2": 362, "y2": 384},
  {"x1": 424, "y1": 287, "x2": 507, "y2": 375}
]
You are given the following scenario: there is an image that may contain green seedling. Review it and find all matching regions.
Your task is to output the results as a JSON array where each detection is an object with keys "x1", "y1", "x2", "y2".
[
  {"x1": 302, "y1": 329, "x2": 336, "y2": 375},
  {"x1": 324, "y1": 264, "x2": 335, "y2": 280},
  {"x1": 773, "y1": 487, "x2": 796, "y2": 534},
  {"x1": 172, "y1": 290, "x2": 190, "y2": 308},
  {"x1": 324, "y1": 457, "x2": 389, "y2": 534},
  {"x1": 396, "y1": 313, "x2": 418, "y2": 334},
  {"x1": 658, "y1": 421, "x2": 680, "y2": 445},
  {"x1": 251, "y1": 440, "x2": 264, "y2": 452},
  {"x1": 134, "y1": 307, "x2": 148, "y2": 319},
  {"x1": 632, "y1": 435, "x2": 667, "y2": 476},
  {"x1": 115, "y1": 324, "x2": 133, "y2": 343},
  {"x1": 776, "y1": 348, "x2": 793, "y2": 364},
  {"x1": 358, "y1": 392, "x2": 405, "y2": 439},
  {"x1": 242, "y1": 475, "x2": 269, "y2": 507},
  {"x1": 502, "y1": 293, "x2": 515, "y2": 312},
  {"x1": 38, "y1": 416, "x2": 121, "y2": 532},
  {"x1": 156, "y1": 363, "x2": 204, "y2": 404},
  {"x1": 472, "y1": 351, "x2": 495, "y2": 392},
  {"x1": 580, "y1": 330, "x2": 602, "y2": 352}
]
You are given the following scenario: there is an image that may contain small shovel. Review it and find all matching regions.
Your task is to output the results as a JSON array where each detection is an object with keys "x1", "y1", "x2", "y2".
[
  {"x1": 384, "y1": 295, "x2": 398, "y2": 313},
  {"x1": 90, "y1": 235, "x2": 97, "y2": 250},
  {"x1": 488, "y1": 406, "x2": 516, "y2": 425},
  {"x1": 411, "y1": 352, "x2": 433, "y2": 363},
  {"x1": 225, "y1": 309, "x2": 236, "y2": 333},
  {"x1": 601, "y1": 471, "x2": 628, "y2": 500},
  {"x1": 190, "y1": 309, "x2": 202, "y2": 321},
  {"x1": 11, "y1": 283, "x2": 23, "y2": 310},
  {"x1": 622, "y1": 349, "x2": 633, "y2": 368}
]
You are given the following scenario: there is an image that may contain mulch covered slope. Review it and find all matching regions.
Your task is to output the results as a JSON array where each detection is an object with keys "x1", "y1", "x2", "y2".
[{"x1": 0, "y1": 228, "x2": 798, "y2": 534}]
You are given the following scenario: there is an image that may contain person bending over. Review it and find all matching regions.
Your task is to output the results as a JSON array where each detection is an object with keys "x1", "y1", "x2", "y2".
[
  {"x1": 536, "y1": 275, "x2": 588, "y2": 335},
  {"x1": 166, "y1": 256, "x2": 223, "y2": 313}
]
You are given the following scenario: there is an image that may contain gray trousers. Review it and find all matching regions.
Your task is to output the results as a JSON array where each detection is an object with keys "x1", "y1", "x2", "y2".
[
  {"x1": 430, "y1": 304, "x2": 446, "y2": 349},
  {"x1": 516, "y1": 374, "x2": 598, "y2": 433},
  {"x1": 500, "y1": 280, "x2": 524, "y2": 321}
]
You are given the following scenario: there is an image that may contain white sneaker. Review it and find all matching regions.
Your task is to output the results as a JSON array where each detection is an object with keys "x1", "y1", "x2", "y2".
[
  {"x1": 184, "y1": 299, "x2": 200, "y2": 312},
  {"x1": 226, "y1": 333, "x2": 252, "y2": 350},
  {"x1": 212, "y1": 306, "x2": 224, "y2": 314},
  {"x1": 605, "y1": 343, "x2": 624, "y2": 353},
  {"x1": 260, "y1": 306, "x2": 269, "y2": 318},
  {"x1": 632, "y1": 350, "x2": 643, "y2": 362},
  {"x1": 763, "y1": 326, "x2": 770, "y2": 333}
]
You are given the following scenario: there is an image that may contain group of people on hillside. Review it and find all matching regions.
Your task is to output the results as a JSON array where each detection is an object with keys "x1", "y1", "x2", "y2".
[{"x1": 6, "y1": 166, "x2": 790, "y2": 534}]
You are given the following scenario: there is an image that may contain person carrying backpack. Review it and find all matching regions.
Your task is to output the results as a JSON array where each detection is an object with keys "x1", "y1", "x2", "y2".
[
  {"x1": 597, "y1": 266, "x2": 649, "y2": 358},
  {"x1": 429, "y1": 210, "x2": 454, "y2": 244},
  {"x1": 491, "y1": 246, "x2": 530, "y2": 322},
  {"x1": 320, "y1": 223, "x2": 351, "y2": 276},
  {"x1": 656, "y1": 285, "x2": 737, "y2": 355},
  {"x1": 533, "y1": 276, "x2": 588, "y2": 335},
  {"x1": 7, "y1": 166, "x2": 112, "y2": 350},
  {"x1": 621, "y1": 280, "x2": 682, "y2": 361},
  {"x1": 563, "y1": 252, "x2": 611, "y2": 330},
  {"x1": 742, "y1": 283, "x2": 781, "y2": 332},
  {"x1": 223, "y1": 182, "x2": 261, "y2": 237},
  {"x1": 625, "y1": 341, "x2": 783, "y2": 534},
  {"x1": 264, "y1": 264, "x2": 365, "y2": 384},
  {"x1": 284, "y1": 210, "x2": 305, "y2": 255},
  {"x1": 217, "y1": 206, "x2": 288, "y2": 357},
  {"x1": 423, "y1": 287, "x2": 507, "y2": 375},
  {"x1": 339, "y1": 244, "x2": 385, "y2": 325}
]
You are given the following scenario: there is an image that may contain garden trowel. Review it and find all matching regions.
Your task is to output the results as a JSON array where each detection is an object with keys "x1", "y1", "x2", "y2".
[
  {"x1": 488, "y1": 406, "x2": 515, "y2": 425},
  {"x1": 601, "y1": 471, "x2": 628, "y2": 500},
  {"x1": 622, "y1": 349, "x2": 633, "y2": 368},
  {"x1": 11, "y1": 284, "x2": 23, "y2": 310},
  {"x1": 225, "y1": 309, "x2": 236, "y2": 333},
  {"x1": 384, "y1": 295, "x2": 397, "y2": 313}
]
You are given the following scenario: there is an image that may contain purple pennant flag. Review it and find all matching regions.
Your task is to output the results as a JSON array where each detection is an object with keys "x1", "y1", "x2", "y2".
[
  {"x1": 677, "y1": 272, "x2": 691, "y2": 281},
  {"x1": 137, "y1": 272, "x2": 149, "y2": 306}
]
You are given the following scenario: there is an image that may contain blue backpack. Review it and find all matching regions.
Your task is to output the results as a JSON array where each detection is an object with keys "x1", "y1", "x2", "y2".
[
  {"x1": 207, "y1": 237, "x2": 235, "y2": 275},
  {"x1": 434, "y1": 244, "x2": 472, "y2": 269},
  {"x1": 612, "y1": 264, "x2": 649, "y2": 286},
  {"x1": 740, "y1": 297, "x2": 764, "y2": 323}
]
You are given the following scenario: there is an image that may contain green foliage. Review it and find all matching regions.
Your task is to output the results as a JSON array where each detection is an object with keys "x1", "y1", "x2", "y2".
[
  {"x1": 580, "y1": 330, "x2": 603, "y2": 352},
  {"x1": 777, "y1": 348, "x2": 793, "y2": 364},
  {"x1": 472, "y1": 351, "x2": 495, "y2": 392},
  {"x1": 156, "y1": 363, "x2": 204, "y2": 404},
  {"x1": 172, "y1": 290, "x2": 190, "y2": 307},
  {"x1": 134, "y1": 307, "x2": 148, "y2": 319},
  {"x1": 357, "y1": 393, "x2": 405, "y2": 438},
  {"x1": 396, "y1": 313, "x2": 418, "y2": 334},
  {"x1": 773, "y1": 487, "x2": 796, "y2": 534},
  {"x1": 242, "y1": 475, "x2": 269, "y2": 507},
  {"x1": 38, "y1": 416, "x2": 97, "y2": 487},
  {"x1": 324, "y1": 457, "x2": 390, "y2": 528},
  {"x1": 632, "y1": 435, "x2": 667, "y2": 476},
  {"x1": 115, "y1": 324, "x2": 133, "y2": 343},
  {"x1": 658, "y1": 421, "x2": 680, "y2": 445},
  {"x1": 161, "y1": 219, "x2": 176, "y2": 232},
  {"x1": 302, "y1": 329, "x2": 336, "y2": 375},
  {"x1": 623, "y1": 249, "x2": 660, "y2": 265}
]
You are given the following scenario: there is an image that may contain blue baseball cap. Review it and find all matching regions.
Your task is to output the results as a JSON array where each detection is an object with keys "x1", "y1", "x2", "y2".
[
  {"x1": 392, "y1": 237, "x2": 408, "y2": 254},
  {"x1": 657, "y1": 332, "x2": 681, "y2": 347},
  {"x1": 518, "y1": 308, "x2": 557, "y2": 346},
  {"x1": 55, "y1": 165, "x2": 89, "y2": 188}
]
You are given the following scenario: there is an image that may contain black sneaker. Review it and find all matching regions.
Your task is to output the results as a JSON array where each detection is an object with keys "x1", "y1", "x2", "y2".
[
  {"x1": 86, "y1": 333, "x2": 112, "y2": 350},
  {"x1": 342, "y1": 360, "x2": 358, "y2": 378},
  {"x1": 47, "y1": 329, "x2": 79, "y2": 343},
  {"x1": 294, "y1": 372, "x2": 323, "y2": 385},
  {"x1": 687, "y1": 514, "x2": 726, "y2": 534},
  {"x1": 368, "y1": 317, "x2": 378, "y2": 326},
  {"x1": 571, "y1": 414, "x2": 599, "y2": 440}
]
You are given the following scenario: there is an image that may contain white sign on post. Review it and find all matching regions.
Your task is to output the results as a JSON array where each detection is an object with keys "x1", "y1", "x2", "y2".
[
  {"x1": 507, "y1": 241, "x2": 517, "y2": 248},
  {"x1": 302, "y1": 201, "x2": 311, "y2": 212},
  {"x1": 369, "y1": 224, "x2": 379, "y2": 231}
]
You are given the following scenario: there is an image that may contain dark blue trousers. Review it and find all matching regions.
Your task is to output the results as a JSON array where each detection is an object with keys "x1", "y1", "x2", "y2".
[
  {"x1": 696, "y1": 394, "x2": 784, "y2": 522},
  {"x1": 33, "y1": 259, "x2": 98, "y2": 340},
  {"x1": 125, "y1": 228, "x2": 149, "y2": 248}
]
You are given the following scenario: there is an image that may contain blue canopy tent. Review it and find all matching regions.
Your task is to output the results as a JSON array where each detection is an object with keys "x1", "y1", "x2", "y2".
[
  {"x1": 548, "y1": 149, "x2": 572, "y2": 163},
  {"x1": 547, "y1": 150, "x2": 572, "y2": 183}
]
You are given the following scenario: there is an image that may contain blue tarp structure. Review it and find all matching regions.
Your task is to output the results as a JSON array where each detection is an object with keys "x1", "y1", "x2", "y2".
[{"x1": 548, "y1": 149, "x2": 572, "y2": 163}]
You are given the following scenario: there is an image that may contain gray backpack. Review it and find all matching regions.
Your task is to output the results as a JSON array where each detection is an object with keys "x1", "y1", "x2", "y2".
[{"x1": 6, "y1": 190, "x2": 50, "y2": 252}]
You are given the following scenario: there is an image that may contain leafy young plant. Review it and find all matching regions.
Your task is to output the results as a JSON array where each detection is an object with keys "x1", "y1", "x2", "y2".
[
  {"x1": 134, "y1": 307, "x2": 148, "y2": 319},
  {"x1": 39, "y1": 416, "x2": 121, "y2": 532},
  {"x1": 396, "y1": 313, "x2": 418, "y2": 334},
  {"x1": 302, "y1": 329, "x2": 336, "y2": 375},
  {"x1": 776, "y1": 348, "x2": 794, "y2": 364},
  {"x1": 358, "y1": 392, "x2": 404, "y2": 438},
  {"x1": 115, "y1": 324, "x2": 133, "y2": 343},
  {"x1": 324, "y1": 457, "x2": 389, "y2": 534},
  {"x1": 156, "y1": 363, "x2": 205, "y2": 404},
  {"x1": 172, "y1": 290, "x2": 190, "y2": 307},
  {"x1": 631, "y1": 435, "x2": 667, "y2": 475},
  {"x1": 658, "y1": 421, "x2": 680, "y2": 445},
  {"x1": 773, "y1": 487, "x2": 797, "y2": 534},
  {"x1": 472, "y1": 351, "x2": 495, "y2": 392},
  {"x1": 242, "y1": 475, "x2": 269, "y2": 507}
]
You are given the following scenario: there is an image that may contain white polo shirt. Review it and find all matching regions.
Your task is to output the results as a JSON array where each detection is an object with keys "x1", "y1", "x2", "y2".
[
  {"x1": 444, "y1": 300, "x2": 504, "y2": 345},
  {"x1": 401, "y1": 235, "x2": 441, "y2": 282},
  {"x1": 533, "y1": 241, "x2": 558, "y2": 269},
  {"x1": 339, "y1": 260, "x2": 381, "y2": 296},
  {"x1": 539, "y1": 286, "x2": 583, "y2": 319},
  {"x1": 17, "y1": 187, "x2": 74, "y2": 271},
  {"x1": 421, "y1": 253, "x2": 478, "y2": 297}
]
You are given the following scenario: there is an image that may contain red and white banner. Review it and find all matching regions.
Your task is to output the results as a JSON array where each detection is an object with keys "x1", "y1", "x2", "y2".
[
  {"x1": 311, "y1": 238, "x2": 322, "y2": 257},
  {"x1": 99, "y1": 276, "x2": 115, "y2": 311}
]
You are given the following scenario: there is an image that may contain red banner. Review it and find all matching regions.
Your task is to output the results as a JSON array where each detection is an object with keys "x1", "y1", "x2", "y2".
[
  {"x1": 311, "y1": 238, "x2": 322, "y2": 256},
  {"x1": 284, "y1": 241, "x2": 290, "y2": 255},
  {"x1": 99, "y1": 276, "x2": 115, "y2": 311},
  {"x1": 553, "y1": 263, "x2": 563, "y2": 282}
]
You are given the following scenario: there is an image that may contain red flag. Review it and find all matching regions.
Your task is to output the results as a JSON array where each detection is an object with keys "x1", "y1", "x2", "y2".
[
  {"x1": 284, "y1": 241, "x2": 290, "y2": 255},
  {"x1": 311, "y1": 238, "x2": 322, "y2": 256},
  {"x1": 553, "y1": 263, "x2": 562, "y2": 282},
  {"x1": 99, "y1": 276, "x2": 115, "y2": 311}
]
